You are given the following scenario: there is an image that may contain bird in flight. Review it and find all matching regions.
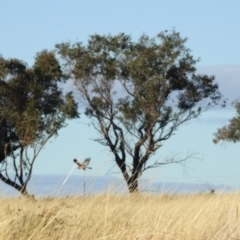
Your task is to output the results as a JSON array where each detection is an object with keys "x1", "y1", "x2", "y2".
[{"x1": 73, "y1": 158, "x2": 92, "y2": 170}]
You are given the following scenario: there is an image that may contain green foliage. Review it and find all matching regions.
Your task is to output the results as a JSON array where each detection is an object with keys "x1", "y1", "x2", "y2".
[
  {"x1": 0, "y1": 51, "x2": 79, "y2": 195},
  {"x1": 56, "y1": 30, "x2": 223, "y2": 192},
  {"x1": 213, "y1": 100, "x2": 240, "y2": 144}
]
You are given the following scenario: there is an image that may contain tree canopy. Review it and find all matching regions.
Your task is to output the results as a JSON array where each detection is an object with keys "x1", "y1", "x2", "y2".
[
  {"x1": 0, "y1": 51, "x2": 78, "y2": 196},
  {"x1": 56, "y1": 30, "x2": 223, "y2": 192}
]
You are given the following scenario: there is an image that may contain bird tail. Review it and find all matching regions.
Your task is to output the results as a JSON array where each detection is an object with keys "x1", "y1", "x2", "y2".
[{"x1": 86, "y1": 167, "x2": 92, "y2": 169}]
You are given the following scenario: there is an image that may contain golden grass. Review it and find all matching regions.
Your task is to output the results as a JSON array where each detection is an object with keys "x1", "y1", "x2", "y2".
[{"x1": 0, "y1": 192, "x2": 240, "y2": 239}]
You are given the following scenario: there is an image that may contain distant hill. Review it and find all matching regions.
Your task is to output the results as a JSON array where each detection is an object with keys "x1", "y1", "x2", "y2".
[{"x1": 0, "y1": 174, "x2": 234, "y2": 197}]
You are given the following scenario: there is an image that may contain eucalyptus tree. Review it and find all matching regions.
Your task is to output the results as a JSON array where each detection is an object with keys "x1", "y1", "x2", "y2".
[
  {"x1": 56, "y1": 30, "x2": 223, "y2": 193},
  {"x1": 0, "y1": 51, "x2": 78, "y2": 196}
]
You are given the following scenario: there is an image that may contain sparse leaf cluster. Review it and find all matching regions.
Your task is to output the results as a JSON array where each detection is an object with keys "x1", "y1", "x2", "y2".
[{"x1": 213, "y1": 100, "x2": 240, "y2": 144}]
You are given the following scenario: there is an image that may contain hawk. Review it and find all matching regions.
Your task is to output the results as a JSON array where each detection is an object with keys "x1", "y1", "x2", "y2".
[{"x1": 73, "y1": 158, "x2": 92, "y2": 170}]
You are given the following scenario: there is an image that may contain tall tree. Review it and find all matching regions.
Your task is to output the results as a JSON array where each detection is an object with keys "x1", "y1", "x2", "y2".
[
  {"x1": 213, "y1": 100, "x2": 240, "y2": 144},
  {"x1": 56, "y1": 30, "x2": 223, "y2": 193},
  {"x1": 0, "y1": 51, "x2": 78, "y2": 196}
]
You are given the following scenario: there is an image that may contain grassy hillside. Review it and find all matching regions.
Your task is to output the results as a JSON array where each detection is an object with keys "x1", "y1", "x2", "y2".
[{"x1": 0, "y1": 192, "x2": 240, "y2": 239}]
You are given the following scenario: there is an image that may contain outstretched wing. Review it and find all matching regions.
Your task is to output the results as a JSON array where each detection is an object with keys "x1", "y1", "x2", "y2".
[{"x1": 82, "y1": 158, "x2": 91, "y2": 167}]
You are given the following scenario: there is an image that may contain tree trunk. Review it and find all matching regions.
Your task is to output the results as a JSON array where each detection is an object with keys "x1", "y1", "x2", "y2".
[
  {"x1": 20, "y1": 185, "x2": 30, "y2": 197},
  {"x1": 0, "y1": 173, "x2": 30, "y2": 197},
  {"x1": 127, "y1": 175, "x2": 139, "y2": 193}
]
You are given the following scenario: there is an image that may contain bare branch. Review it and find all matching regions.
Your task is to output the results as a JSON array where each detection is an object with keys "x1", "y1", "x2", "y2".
[{"x1": 142, "y1": 152, "x2": 199, "y2": 173}]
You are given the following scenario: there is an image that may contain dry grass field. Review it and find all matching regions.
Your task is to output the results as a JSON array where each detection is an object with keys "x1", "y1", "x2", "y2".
[{"x1": 0, "y1": 192, "x2": 240, "y2": 240}]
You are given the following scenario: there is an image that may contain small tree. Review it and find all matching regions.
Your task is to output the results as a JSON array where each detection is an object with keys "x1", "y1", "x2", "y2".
[
  {"x1": 213, "y1": 100, "x2": 240, "y2": 144},
  {"x1": 0, "y1": 51, "x2": 78, "y2": 196},
  {"x1": 56, "y1": 30, "x2": 223, "y2": 193}
]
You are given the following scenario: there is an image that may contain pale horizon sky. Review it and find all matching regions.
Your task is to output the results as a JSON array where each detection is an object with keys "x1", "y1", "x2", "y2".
[{"x1": 1, "y1": 1, "x2": 240, "y2": 190}]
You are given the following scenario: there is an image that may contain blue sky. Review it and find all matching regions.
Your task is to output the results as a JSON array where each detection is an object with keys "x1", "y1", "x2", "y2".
[{"x1": 1, "y1": 1, "x2": 240, "y2": 189}]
